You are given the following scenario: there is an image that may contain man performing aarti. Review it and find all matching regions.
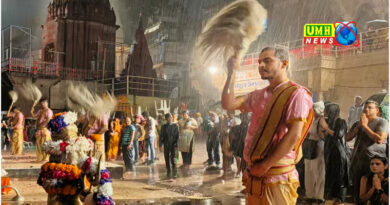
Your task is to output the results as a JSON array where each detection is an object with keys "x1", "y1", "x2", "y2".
[
  {"x1": 31, "y1": 98, "x2": 53, "y2": 162},
  {"x1": 6, "y1": 105, "x2": 24, "y2": 155},
  {"x1": 80, "y1": 114, "x2": 109, "y2": 162},
  {"x1": 221, "y1": 47, "x2": 314, "y2": 204},
  {"x1": 67, "y1": 83, "x2": 115, "y2": 163}
]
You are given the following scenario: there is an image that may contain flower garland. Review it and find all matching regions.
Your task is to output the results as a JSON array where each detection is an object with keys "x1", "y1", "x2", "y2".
[
  {"x1": 41, "y1": 163, "x2": 82, "y2": 180},
  {"x1": 48, "y1": 112, "x2": 78, "y2": 134},
  {"x1": 95, "y1": 169, "x2": 114, "y2": 205},
  {"x1": 38, "y1": 163, "x2": 82, "y2": 195},
  {"x1": 63, "y1": 111, "x2": 78, "y2": 125},
  {"x1": 42, "y1": 137, "x2": 93, "y2": 158}
]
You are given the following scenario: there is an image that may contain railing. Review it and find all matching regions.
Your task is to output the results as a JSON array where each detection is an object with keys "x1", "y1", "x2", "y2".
[
  {"x1": 241, "y1": 27, "x2": 389, "y2": 65},
  {"x1": 1, "y1": 58, "x2": 100, "y2": 81},
  {"x1": 98, "y1": 75, "x2": 179, "y2": 98}
]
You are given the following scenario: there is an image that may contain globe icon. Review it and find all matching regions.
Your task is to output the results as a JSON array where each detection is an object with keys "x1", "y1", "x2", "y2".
[{"x1": 335, "y1": 22, "x2": 358, "y2": 46}]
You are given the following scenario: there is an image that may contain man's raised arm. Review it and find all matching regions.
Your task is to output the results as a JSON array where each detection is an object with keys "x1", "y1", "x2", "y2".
[{"x1": 221, "y1": 56, "x2": 248, "y2": 110}]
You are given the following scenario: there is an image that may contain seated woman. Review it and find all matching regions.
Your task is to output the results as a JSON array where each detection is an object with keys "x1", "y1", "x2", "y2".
[{"x1": 360, "y1": 155, "x2": 389, "y2": 205}]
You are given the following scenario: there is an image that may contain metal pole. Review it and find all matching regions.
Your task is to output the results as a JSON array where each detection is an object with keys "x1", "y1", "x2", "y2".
[
  {"x1": 29, "y1": 28, "x2": 32, "y2": 68},
  {"x1": 152, "y1": 78, "x2": 155, "y2": 97},
  {"x1": 111, "y1": 78, "x2": 114, "y2": 95},
  {"x1": 97, "y1": 40, "x2": 101, "y2": 79},
  {"x1": 9, "y1": 26, "x2": 12, "y2": 60},
  {"x1": 102, "y1": 48, "x2": 107, "y2": 81},
  {"x1": 126, "y1": 75, "x2": 129, "y2": 95}
]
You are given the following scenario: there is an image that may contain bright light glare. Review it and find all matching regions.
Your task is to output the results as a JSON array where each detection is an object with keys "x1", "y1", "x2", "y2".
[{"x1": 209, "y1": 66, "x2": 217, "y2": 74}]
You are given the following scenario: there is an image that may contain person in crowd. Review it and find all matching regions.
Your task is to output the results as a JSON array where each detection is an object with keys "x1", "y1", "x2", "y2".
[
  {"x1": 178, "y1": 110, "x2": 198, "y2": 169},
  {"x1": 1, "y1": 119, "x2": 10, "y2": 151},
  {"x1": 204, "y1": 111, "x2": 221, "y2": 166},
  {"x1": 107, "y1": 118, "x2": 121, "y2": 161},
  {"x1": 195, "y1": 112, "x2": 204, "y2": 140},
  {"x1": 348, "y1": 96, "x2": 363, "y2": 129},
  {"x1": 221, "y1": 47, "x2": 313, "y2": 204},
  {"x1": 104, "y1": 119, "x2": 114, "y2": 154},
  {"x1": 346, "y1": 100, "x2": 388, "y2": 205},
  {"x1": 221, "y1": 111, "x2": 237, "y2": 179},
  {"x1": 121, "y1": 117, "x2": 136, "y2": 172},
  {"x1": 360, "y1": 155, "x2": 388, "y2": 205},
  {"x1": 31, "y1": 98, "x2": 53, "y2": 162},
  {"x1": 24, "y1": 121, "x2": 31, "y2": 142},
  {"x1": 116, "y1": 118, "x2": 125, "y2": 160},
  {"x1": 27, "y1": 120, "x2": 36, "y2": 144},
  {"x1": 304, "y1": 102, "x2": 326, "y2": 204},
  {"x1": 159, "y1": 113, "x2": 180, "y2": 179},
  {"x1": 324, "y1": 103, "x2": 350, "y2": 205},
  {"x1": 229, "y1": 112, "x2": 250, "y2": 177},
  {"x1": 81, "y1": 113, "x2": 109, "y2": 162},
  {"x1": 172, "y1": 112, "x2": 180, "y2": 164},
  {"x1": 6, "y1": 105, "x2": 25, "y2": 155},
  {"x1": 132, "y1": 114, "x2": 145, "y2": 164},
  {"x1": 138, "y1": 117, "x2": 147, "y2": 164},
  {"x1": 157, "y1": 114, "x2": 166, "y2": 142},
  {"x1": 142, "y1": 111, "x2": 157, "y2": 165}
]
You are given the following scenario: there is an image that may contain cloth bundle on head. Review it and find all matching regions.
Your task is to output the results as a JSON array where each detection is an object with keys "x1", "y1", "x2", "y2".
[
  {"x1": 66, "y1": 83, "x2": 117, "y2": 118},
  {"x1": 20, "y1": 80, "x2": 42, "y2": 104},
  {"x1": 313, "y1": 101, "x2": 325, "y2": 116}
]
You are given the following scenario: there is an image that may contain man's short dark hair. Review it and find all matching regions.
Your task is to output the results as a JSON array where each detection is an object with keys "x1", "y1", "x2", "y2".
[
  {"x1": 165, "y1": 113, "x2": 172, "y2": 120},
  {"x1": 11, "y1": 106, "x2": 20, "y2": 112},
  {"x1": 365, "y1": 100, "x2": 379, "y2": 108},
  {"x1": 142, "y1": 111, "x2": 149, "y2": 118},
  {"x1": 39, "y1": 98, "x2": 48, "y2": 103},
  {"x1": 260, "y1": 47, "x2": 289, "y2": 62},
  {"x1": 181, "y1": 110, "x2": 189, "y2": 115}
]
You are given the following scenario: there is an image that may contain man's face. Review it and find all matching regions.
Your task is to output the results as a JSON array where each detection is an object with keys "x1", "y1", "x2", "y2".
[
  {"x1": 183, "y1": 113, "x2": 189, "y2": 120},
  {"x1": 126, "y1": 117, "x2": 132, "y2": 125},
  {"x1": 166, "y1": 116, "x2": 172, "y2": 123},
  {"x1": 41, "y1": 101, "x2": 48, "y2": 109},
  {"x1": 136, "y1": 118, "x2": 141, "y2": 123},
  {"x1": 210, "y1": 115, "x2": 216, "y2": 122},
  {"x1": 363, "y1": 103, "x2": 379, "y2": 117},
  {"x1": 258, "y1": 50, "x2": 285, "y2": 80},
  {"x1": 355, "y1": 97, "x2": 362, "y2": 106}
]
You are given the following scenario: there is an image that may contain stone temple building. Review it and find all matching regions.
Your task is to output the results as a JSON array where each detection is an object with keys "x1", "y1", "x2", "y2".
[{"x1": 41, "y1": 0, "x2": 119, "y2": 78}]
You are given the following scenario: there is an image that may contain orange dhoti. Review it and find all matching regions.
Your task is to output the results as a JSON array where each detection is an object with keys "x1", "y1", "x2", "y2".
[
  {"x1": 247, "y1": 177, "x2": 299, "y2": 205},
  {"x1": 36, "y1": 128, "x2": 52, "y2": 161},
  {"x1": 11, "y1": 128, "x2": 24, "y2": 155}
]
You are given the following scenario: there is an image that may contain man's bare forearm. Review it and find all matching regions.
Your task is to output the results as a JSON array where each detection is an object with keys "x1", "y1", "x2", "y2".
[
  {"x1": 221, "y1": 72, "x2": 246, "y2": 110},
  {"x1": 362, "y1": 125, "x2": 386, "y2": 143},
  {"x1": 263, "y1": 122, "x2": 304, "y2": 167}
]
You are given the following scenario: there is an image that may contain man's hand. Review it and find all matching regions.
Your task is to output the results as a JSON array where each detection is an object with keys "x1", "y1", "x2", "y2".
[
  {"x1": 227, "y1": 56, "x2": 238, "y2": 76},
  {"x1": 360, "y1": 113, "x2": 369, "y2": 127},
  {"x1": 249, "y1": 160, "x2": 272, "y2": 177},
  {"x1": 159, "y1": 146, "x2": 164, "y2": 152},
  {"x1": 127, "y1": 143, "x2": 132, "y2": 150},
  {"x1": 242, "y1": 168, "x2": 250, "y2": 185}
]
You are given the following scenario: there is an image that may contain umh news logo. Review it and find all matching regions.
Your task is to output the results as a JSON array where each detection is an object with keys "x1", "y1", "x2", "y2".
[{"x1": 304, "y1": 22, "x2": 360, "y2": 47}]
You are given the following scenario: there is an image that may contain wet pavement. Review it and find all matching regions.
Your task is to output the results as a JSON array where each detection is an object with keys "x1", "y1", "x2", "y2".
[{"x1": 1, "y1": 141, "x2": 354, "y2": 204}]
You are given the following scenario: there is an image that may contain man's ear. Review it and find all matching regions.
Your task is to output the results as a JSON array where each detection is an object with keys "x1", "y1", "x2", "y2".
[{"x1": 282, "y1": 60, "x2": 289, "y2": 69}]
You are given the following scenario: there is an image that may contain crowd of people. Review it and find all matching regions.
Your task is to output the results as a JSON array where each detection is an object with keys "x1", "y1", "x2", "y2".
[
  {"x1": 303, "y1": 97, "x2": 389, "y2": 205},
  {"x1": 1, "y1": 50, "x2": 388, "y2": 205}
]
